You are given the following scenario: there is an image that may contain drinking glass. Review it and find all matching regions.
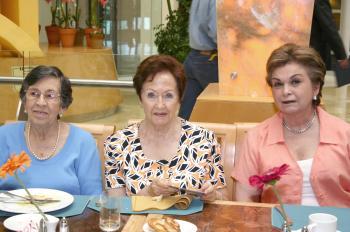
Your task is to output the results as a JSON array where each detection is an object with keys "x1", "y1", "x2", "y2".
[{"x1": 99, "y1": 191, "x2": 121, "y2": 232}]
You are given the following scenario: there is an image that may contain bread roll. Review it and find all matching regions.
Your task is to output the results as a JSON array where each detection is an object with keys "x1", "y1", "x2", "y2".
[{"x1": 147, "y1": 217, "x2": 180, "y2": 232}]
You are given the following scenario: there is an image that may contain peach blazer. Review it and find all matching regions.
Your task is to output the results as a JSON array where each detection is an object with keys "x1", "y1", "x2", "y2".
[{"x1": 232, "y1": 107, "x2": 350, "y2": 207}]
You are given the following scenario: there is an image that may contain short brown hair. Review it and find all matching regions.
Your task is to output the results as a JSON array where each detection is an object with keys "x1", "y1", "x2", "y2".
[
  {"x1": 133, "y1": 55, "x2": 186, "y2": 101},
  {"x1": 266, "y1": 43, "x2": 326, "y2": 106}
]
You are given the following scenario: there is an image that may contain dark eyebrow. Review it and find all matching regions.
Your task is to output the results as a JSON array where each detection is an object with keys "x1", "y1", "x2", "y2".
[
  {"x1": 271, "y1": 77, "x2": 282, "y2": 81},
  {"x1": 143, "y1": 88, "x2": 156, "y2": 92},
  {"x1": 164, "y1": 89, "x2": 176, "y2": 93},
  {"x1": 28, "y1": 87, "x2": 58, "y2": 92},
  {"x1": 27, "y1": 87, "x2": 40, "y2": 91},
  {"x1": 271, "y1": 73, "x2": 302, "y2": 81},
  {"x1": 289, "y1": 74, "x2": 302, "y2": 79},
  {"x1": 143, "y1": 89, "x2": 176, "y2": 93}
]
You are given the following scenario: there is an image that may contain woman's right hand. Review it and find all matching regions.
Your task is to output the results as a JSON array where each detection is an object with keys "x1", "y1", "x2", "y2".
[{"x1": 148, "y1": 178, "x2": 178, "y2": 197}]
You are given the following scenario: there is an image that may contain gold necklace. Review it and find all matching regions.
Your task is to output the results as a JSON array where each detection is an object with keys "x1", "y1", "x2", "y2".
[
  {"x1": 26, "y1": 122, "x2": 61, "y2": 160},
  {"x1": 282, "y1": 111, "x2": 317, "y2": 134}
]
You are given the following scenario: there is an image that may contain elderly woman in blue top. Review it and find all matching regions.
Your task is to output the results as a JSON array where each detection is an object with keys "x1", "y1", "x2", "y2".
[{"x1": 0, "y1": 65, "x2": 102, "y2": 195}]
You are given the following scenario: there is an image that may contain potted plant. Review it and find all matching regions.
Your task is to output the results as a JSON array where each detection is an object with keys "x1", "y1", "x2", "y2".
[
  {"x1": 45, "y1": 0, "x2": 61, "y2": 46},
  {"x1": 89, "y1": 30, "x2": 105, "y2": 49},
  {"x1": 58, "y1": 0, "x2": 77, "y2": 47},
  {"x1": 84, "y1": 0, "x2": 107, "y2": 47},
  {"x1": 154, "y1": 0, "x2": 191, "y2": 62},
  {"x1": 72, "y1": 0, "x2": 84, "y2": 46}
]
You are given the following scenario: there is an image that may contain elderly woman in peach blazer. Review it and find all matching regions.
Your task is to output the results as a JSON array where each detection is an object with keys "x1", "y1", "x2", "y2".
[{"x1": 232, "y1": 43, "x2": 350, "y2": 207}]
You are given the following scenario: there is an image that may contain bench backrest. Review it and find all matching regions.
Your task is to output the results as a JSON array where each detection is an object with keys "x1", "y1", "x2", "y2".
[
  {"x1": 4, "y1": 120, "x2": 258, "y2": 199},
  {"x1": 235, "y1": 122, "x2": 258, "y2": 158},
  {"x1": 75, "y1": 121, "x2": 258, "y2": 199},
  {"x1": 194, "y1": 122, "x2": 237, "y2": 200},
  {"x1": 72, "y1": 123, "x2": 116, "y2": 189}
]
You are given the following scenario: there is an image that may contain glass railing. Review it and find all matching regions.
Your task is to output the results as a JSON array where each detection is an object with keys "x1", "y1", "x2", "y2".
[
  {"x1": 0, "y1": 49, "x2": 144, "y2": 127},
  {"x1": 0, "y1": 50, "x2": 24, "y2": 124},
  {"x1": 2, "y1": 53, "x2": 350, "y2": 126}
]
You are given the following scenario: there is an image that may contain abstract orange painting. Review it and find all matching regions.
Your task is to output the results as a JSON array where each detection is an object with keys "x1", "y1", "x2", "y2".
[{"x1": 217, "y1": 0, "x2": 315, "y2": 97}]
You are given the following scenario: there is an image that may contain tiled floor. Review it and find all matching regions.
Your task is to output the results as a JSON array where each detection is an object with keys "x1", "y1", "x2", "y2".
[{"x1": 84, "y1": 72, "x2": 350, "y2": 128}]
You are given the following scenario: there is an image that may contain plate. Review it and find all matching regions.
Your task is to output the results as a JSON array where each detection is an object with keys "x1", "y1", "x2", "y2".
[
  {"x1": 0, "y1": 188, "x2": 74, "y2": 214},
  {"x1": 4, "y1": 213, "x2": 58, "y2": 231},
  {"x1": 143, "y1": 219, "x2": 197, "y2": 232}
]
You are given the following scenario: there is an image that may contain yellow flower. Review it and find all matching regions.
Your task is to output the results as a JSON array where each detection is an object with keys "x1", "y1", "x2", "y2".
[{"x1": 0, "y1": 151, "x2": 31, "y2": 178}]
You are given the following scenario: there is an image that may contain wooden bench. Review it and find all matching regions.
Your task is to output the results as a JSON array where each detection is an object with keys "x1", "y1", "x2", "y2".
[
  {"x1": 76, "y1": 121, "x2": 257, "y2": 200},
  {"x1": 5, "y1": 120, "x2": 257, "y2": 199}
]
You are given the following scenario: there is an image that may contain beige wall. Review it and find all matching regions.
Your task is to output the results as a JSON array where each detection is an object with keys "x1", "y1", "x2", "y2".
[
  {"x1": 0, "y1": 1, "x2": 19, "y2": 23},
  {"x1": 161, "y1": 0, "x2": 178, "y2": 22},
  {"x1": 0, "y1": 0, "x2": 39, "y2": 44}
]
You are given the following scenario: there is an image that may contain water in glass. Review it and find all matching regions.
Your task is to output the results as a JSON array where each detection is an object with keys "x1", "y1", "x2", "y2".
[{"x1": 99, "y1": 192, "x2": 120, "y2": 232}]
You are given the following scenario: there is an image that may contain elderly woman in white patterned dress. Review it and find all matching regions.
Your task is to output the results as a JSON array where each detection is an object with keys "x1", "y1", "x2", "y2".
[{"x1": 104, "y1": 55, "x2": 227, "y2": 201}]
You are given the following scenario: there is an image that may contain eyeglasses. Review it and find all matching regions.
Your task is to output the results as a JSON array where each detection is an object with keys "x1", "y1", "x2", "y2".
[
  {"x1": 142, "y1": 90, "x2": 178, "y2": 102},
  {"x1": 25, "y1": 89, "x2": 61, "y2": 102}
]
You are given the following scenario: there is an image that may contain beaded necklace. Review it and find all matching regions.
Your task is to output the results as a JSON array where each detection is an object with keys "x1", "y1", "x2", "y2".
[
  {"x1": 26, "y1": 122, "x2": 60, "y2": 160},
  {"x1": 282, "y1": 111, "x2": 317, "y2": 134}
]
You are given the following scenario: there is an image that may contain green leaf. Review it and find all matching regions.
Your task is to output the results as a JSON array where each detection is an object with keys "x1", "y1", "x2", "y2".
[
  {"x1": 153, "y1": 0, "x2": 191, "y2": 62},
  {"x1": 268, "y1": 180, "x2": 277, "y2": 186}
]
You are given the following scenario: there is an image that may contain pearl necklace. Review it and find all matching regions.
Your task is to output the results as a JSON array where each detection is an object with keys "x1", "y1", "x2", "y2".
[
  {"x1": 282, "y1": 111, "x2": 317, "y2": 134},
  {"x1": 26, "y1": 122, "x2": 61, "y2": 160}
]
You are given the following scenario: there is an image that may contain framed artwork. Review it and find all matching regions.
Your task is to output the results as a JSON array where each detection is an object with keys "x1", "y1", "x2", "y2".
[{"x1": 217, "y1": 0, "x2": 315, "y2": 97}]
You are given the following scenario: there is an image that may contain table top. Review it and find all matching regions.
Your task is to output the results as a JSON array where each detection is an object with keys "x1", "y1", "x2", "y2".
[
  {"x1": 0, "y1": 200, "x2": 280, "y2": 232},
  {"x1": 189, "y1": 83, "x2": 277, "y2": 123}
]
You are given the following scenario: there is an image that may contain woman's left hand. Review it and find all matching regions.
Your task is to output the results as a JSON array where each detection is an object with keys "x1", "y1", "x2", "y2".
[{"x1": 200, "y1": 181, "x2": 216, "y2": 202}]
